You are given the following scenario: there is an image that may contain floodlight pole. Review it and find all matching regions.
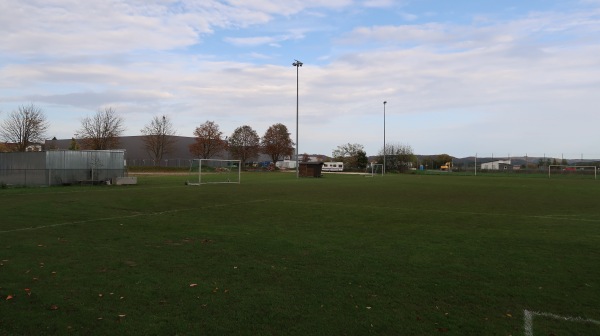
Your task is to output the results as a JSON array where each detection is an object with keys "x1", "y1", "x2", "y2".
[
  {"x1": 293, "y1": 60, "x2": 303, "y2": 178},
  {"x1": 383, "y1": 101, "x2": 387, "y2": 175}
]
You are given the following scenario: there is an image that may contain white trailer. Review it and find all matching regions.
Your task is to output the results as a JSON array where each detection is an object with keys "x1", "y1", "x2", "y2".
[{"x1": 322, "y1": 162, "x2": 344, "y2": 172}]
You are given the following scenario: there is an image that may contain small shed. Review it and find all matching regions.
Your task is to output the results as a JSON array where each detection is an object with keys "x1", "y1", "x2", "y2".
[{"x1": 299, "y1": 162, "x2": 324, "y2": 178}]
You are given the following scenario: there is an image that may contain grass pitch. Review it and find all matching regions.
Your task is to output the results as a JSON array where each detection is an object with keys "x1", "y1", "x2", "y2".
[{"x1": 1, "y1": 172, "x2": 599, "y2": 335}]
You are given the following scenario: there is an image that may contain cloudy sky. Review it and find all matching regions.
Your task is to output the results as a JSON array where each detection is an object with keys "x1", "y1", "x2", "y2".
[{"x1": 1, "y1": 0, "x2": 599, "y2": 158}]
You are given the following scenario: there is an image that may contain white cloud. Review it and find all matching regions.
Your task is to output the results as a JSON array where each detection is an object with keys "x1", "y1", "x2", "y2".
[
  {"x1": 1, "y1": 1, "x2": 600, "y2": 157},
  {"x1": 361, "y1": 0, "x2": 398, "y2": 8}
]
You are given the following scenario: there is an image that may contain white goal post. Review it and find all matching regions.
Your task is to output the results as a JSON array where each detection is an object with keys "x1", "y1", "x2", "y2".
[
  {"x1": 548, "y1": 165, "x2": 597, "y2": 179},
  {"x1": 365, "y1": 164, "x2": 384, "y2": 177},
  {"x1": 186, "y1": 159, "x2": 241, "y2": 185}
]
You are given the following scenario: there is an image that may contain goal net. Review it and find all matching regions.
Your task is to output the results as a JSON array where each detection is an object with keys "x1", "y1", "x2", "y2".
[
  {"x1": 186, "y1": 159, "x2": 241, "y2": 185},
  {"x1": 365, "y1": 164, "x2": 384, "y2": 177},
  {"x1": 548, "y1": 165, "x2": 597, "y2": 179}
]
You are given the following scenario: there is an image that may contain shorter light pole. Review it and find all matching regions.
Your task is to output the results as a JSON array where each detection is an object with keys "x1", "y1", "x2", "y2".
[{"x1": 383, "y1": 101, "x2": 387, "y2": 175}]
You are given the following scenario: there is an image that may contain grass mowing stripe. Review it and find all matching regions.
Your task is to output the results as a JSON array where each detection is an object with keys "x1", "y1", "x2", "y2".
[
  {"x1": 0, "y1": 185, "x2": 186, "y2": 198},
  {"x1": 272, "y1": 199, "x2": 600, "y2": 223},
  {"x1": 0, "y1": 199, "x2": 270, "y2": 234}
]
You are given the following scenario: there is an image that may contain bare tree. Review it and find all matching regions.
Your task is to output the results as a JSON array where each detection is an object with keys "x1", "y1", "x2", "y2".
[
  {"x1": 0, "y1": 104, "x2": 49, "y2": 152},
  {"x1": 141, "y1": 115, "x2": 177, "y2": 165},
  {"x1": 261, "y1": 123, "x2": 294, "y2": 163},
  {"x1": 76, "y1": 107, "x2": 125, "y2": 150},
  {"x1": 228, "y1": 125, "x2": 260, "y2": 165},
  {"x1": 189, "y1": 121, "x2": 227, "y2": 159}
]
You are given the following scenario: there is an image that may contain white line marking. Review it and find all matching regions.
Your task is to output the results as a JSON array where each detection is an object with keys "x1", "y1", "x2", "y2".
[
  {"x1": 523, "y1": 309, "x2": 600, "y2": 336},
  {"x1": 0, "y1": 199, "x2": 269, "y2": 234}
]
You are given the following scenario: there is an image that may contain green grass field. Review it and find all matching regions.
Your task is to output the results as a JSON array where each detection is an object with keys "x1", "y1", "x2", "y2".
[{"x1": 1, "y1": 172, "x2": 599, "y2": 335}]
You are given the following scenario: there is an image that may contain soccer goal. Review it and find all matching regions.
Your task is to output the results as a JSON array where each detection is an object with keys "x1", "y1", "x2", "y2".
[
  {"x1": 186, "y1": 159, "x2": 241, "y2": 185},
  {"x1": 548, "y1": 165, "x2": 597, "y2": 180},
  {"x1": 365, "y1": 164, "x2": 384, "y2": 177}
]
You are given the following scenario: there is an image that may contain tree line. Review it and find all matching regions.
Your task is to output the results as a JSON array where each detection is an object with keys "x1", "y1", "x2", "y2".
[
  {"x1": 0, "y1": 104, "x2": 294, "y2": 165},
  {"x1": 331, "y1": 142, "x2": 416, "y2": 172},
  {"x1": 1, "y1": 104, "x2": 417, "y2": 171}
]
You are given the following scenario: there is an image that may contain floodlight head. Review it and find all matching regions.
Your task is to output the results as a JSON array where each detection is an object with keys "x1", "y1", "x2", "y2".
[
  {"x1": 293, "y1": 60, "x2": 303, "y2": 67},
  {"x1": 383, "y1": 101, "x2": 387, "y2": 105}
]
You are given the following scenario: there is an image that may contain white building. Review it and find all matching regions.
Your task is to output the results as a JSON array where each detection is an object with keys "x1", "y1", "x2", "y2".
[
  {"x1": 481, "y1": 160, "x2": 512, "y2": 170},
  {"x1": 276, "y1": 160, "x2": 297, "y2": 169}
]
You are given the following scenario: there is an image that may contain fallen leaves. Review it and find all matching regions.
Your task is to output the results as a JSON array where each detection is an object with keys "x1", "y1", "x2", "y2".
[
  {"x1": 6, "y1": 295, "x2": 14, "y2": 300},
  {"x1": 50, "y1": 304, "x2": 59, "y2": 310},
  {"x1": 189, "y1": 283, "x2": 198, "y2": 287}
]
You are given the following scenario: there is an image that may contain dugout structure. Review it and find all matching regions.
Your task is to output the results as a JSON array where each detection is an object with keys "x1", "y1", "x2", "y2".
[
  {"x1": 299, "y1": 162, "x2": 324, "y2": 178},
  {"x1": 0, "y1": 150, "x2": 127, "y2": 187}
]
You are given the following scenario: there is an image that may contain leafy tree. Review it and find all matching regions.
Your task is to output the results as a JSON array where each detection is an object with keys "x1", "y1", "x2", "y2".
[
  {"x1": 189, "y1": 121, "x2": 227, "y2": 159},
  {"x1": 332, "y1": 143, "x2": 365, "y2": 169},
  {"x1": 0, "y1": 104, "x2": 49, "y2": 152},
  {"x1": 261, "y1": 123, "x2": 294, "y2": 163},
  {"x1": 76, "y1": 107, "x2": 125, "y2": 150},
  {"x1": 436, "y1": 154, "x2": 453, "y2": 167},
  {"x1": 228, "y1": 125, "x2": 260, "y2": 165},
  {"x1": 141, "y1": 115, "x2": 177, "y2": 165},
  {"x1": 561, "y1": 158, "x2": 568, "y2": 165},
  {"x1": 68, "y1": 138, "x2": 80, "y2": 150},
  {"x1": 378, "y1": 143, "x2": 415, "y2": 172},
  {"x1": 356, "y1": 149, "x2": 368, "y2": 169}
]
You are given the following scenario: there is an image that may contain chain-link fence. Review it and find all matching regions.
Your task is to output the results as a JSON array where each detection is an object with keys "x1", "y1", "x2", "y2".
[{"x1": 414, "y1": 153, "x2": 600, "y2": 178}]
